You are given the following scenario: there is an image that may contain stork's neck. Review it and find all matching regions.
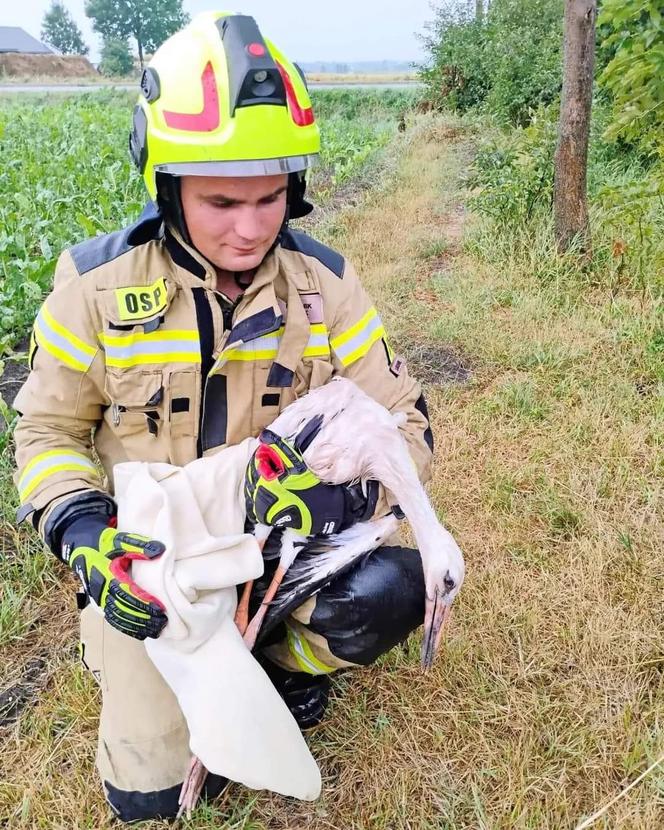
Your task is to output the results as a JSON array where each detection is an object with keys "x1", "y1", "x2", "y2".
[
  {"x1": 390, "y1": 476, "x2": 452, "y2": 566},
  {"x1": 366, "y1": 443, "x2": 448, "y2": 568}
]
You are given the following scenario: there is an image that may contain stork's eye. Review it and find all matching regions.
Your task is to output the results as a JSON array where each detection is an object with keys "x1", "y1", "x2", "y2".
[{"x1": 256, "y1": 444, "x2": 285, "y2": 480}]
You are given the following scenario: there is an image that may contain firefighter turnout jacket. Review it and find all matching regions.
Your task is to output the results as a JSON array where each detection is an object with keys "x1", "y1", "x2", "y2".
[{"x1": 14, "y1": 204, "x2": 434, "y2": 544}]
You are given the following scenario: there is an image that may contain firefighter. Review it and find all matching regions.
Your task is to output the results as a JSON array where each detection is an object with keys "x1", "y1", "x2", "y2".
[{"x1": 13, "y1": 11, "x2": 434, "y2": 822}]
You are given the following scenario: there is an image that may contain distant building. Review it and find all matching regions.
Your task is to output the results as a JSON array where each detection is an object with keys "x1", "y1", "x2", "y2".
[{"x1": 0, "y1": 26, "x2": 54, "y2": 54}]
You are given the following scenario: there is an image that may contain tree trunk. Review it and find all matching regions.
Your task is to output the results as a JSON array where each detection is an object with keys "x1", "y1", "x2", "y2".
[
  {"x1": 476, "y1": 0, "x2": 484, "y2": 21},
  {"x1": 553, "y1": 0, "x2": 597, "y2": 254},
  {"x1": 137, "y1": 37, "x2": 144, "y2": 70}
]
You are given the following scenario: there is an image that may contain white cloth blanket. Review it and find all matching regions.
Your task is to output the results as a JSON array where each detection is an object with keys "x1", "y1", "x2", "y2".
[{"x1": 112, "y1": 439, "x2": 321, "y2": 801}]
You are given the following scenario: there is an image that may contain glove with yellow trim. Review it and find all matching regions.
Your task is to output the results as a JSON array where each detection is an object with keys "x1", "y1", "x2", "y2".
[
  {"x1": 245, "y1": 422, "x2": 377, "y2": 537},
  {"x1": 61, "y1": 515, "x2": 168, "y2": 640}
]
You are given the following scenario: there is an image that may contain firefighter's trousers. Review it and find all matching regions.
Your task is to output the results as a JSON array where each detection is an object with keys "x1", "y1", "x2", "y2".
[{"x1": 80, "y1": 544, "x2": 425, "y2": 823}]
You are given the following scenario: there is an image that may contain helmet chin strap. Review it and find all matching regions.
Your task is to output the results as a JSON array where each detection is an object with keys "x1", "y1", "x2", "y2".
[
  {"x1": 273, "y1": 170, "x2": 313, "y2": 250},
  {"x1": 156, "y1": 173, "x2": 193, "y2": 248}
]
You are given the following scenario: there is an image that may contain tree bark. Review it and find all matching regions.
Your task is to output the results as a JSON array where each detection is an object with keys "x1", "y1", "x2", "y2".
[
  {"x1": 553, "y1": 0, "x2": 597, "y2": 254},
  {"x1": 137, "y1": 37, "x2": 144, "y2": 70},
  {"x1": 476, "y1": 0, "x2": 484, "y2": 20}
]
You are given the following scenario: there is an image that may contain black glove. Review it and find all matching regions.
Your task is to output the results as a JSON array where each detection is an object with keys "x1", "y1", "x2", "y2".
[{"x1": 245, "y1": 428, "x2": 378, "y2": 536}]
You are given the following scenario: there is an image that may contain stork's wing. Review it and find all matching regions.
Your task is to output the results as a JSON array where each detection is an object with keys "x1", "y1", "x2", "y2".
[{"x1": 253, "y1": 515, "x2": 399, "y2": 648}]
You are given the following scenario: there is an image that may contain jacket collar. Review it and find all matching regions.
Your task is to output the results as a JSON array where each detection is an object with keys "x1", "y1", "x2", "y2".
[
  {"x1": 165, "y1": 225, "x2": 217, "y2": 286},
  {"x1": 159, "y1": 207, "x2": 307, "y2": 376},
  {"x1": 164, "y1": 229, "x2": 208, "y2": 280},
  {"x1": 226, "y1": 253, "x2": 282, "y2": 345}
]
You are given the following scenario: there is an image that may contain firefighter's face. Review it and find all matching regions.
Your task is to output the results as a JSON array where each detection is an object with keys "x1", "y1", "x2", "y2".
[{"x1": 180, "y1": 174, "x2": 288, "y2": 273}]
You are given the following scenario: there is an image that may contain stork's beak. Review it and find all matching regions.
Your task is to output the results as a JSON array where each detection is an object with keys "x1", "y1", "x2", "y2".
[{"x1": 421, "y1": 586, "x2": 452, "y2": 670}]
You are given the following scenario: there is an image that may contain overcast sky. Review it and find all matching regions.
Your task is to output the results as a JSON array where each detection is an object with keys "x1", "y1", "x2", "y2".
[{"x1": 7, "y1": 1, "x2": 437, "y2": 63}]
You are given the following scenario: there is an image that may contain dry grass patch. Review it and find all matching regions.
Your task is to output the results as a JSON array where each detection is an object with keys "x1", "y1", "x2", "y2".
[
  {"x1": 0, "y1": 54, "x2": 97, "y2": 80},
  {"x1": 1, "y1": 114, "x2": 662, "y2": 828}
]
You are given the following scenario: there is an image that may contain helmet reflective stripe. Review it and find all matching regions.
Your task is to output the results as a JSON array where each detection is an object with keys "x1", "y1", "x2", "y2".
[
  {"x1": 276, "y1": 62, "x2": 314, "y2": 126},
  {"x1": 155, "y1": 154, "x2": 319, "y2": 178},
  {"x1": 162, "y1": 61, "x2": 219, "y2": 132}
]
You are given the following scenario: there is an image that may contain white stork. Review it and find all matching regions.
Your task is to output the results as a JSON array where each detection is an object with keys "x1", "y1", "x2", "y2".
[{"x1": 177, "y1": 377, "x2": 465, "y2": 817}]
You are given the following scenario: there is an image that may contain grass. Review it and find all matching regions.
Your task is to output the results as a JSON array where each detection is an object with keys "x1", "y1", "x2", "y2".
[
  {"x1": 1, "y1": 111, "x2": 663, "y2": 828},
  {"x1": 0, "y1": 74, "x2": 127, "y2": 86}
]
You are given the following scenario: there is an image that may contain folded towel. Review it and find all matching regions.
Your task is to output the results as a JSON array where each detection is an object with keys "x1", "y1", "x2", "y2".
[{"x1": 113, "y1": 439, "x2": 321, "y2": 800}]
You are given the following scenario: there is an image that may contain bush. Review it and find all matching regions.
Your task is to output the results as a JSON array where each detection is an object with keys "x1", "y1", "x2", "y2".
[
  {"x1": 100, "y1": 38, "x2": 133, "y2": 77},
  {"x1": 468, "y1": 100, "x2": 664, "y2": 295},
  {"x1": 484, "y1": 0, "x2": 563, "y2": 125},
  {"x1": 468, "y1": 100, "x2": 650, "y2": 231},
  {"x1": 598, "y1": 0, "x2": 664, "y2": 160},
  {"x1": 469, "y1": 106, "x2": 558, "y2": 230},
  {"x1": 420, "y1": 0, "x2": 564, "y2": 126},
  {"x1": 420, "y1": 4, "x2": 490, "y2": 113}
]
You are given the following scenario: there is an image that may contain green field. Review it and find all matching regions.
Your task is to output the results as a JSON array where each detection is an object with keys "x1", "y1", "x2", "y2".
[{"x1": 0, "y1": 88, "x2": 416, "y2": 356}]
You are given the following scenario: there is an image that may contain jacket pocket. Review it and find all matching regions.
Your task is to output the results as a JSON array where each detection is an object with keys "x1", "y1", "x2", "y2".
[
  {"x1": 168, "y1": 369, "x2": 200, "y2": 465},
  {"x1": 105, "y1": 369, "x2": 164, "y2": 440}
]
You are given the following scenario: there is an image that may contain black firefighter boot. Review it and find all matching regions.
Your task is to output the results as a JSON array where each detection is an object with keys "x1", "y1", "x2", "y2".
[{"x1": 259, "y1": 659, "x2": 331, "y2": 730}]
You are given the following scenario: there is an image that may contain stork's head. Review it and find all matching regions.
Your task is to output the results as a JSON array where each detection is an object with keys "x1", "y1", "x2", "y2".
[{"x1": 420, "y1": 529, "x2": 465, "y2": 670}]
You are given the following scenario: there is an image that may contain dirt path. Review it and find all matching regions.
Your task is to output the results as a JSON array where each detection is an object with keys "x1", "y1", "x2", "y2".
[
  {"x1": 1, "y1": 115, "x2": 662, "y2": 829},
  {"x1": 1, "y1": 337, "x2": 29, "y2": 413}
]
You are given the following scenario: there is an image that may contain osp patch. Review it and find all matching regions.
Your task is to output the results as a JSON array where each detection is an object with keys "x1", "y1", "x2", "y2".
[{"x1": 115, "y1": 277, "x2": 168, "y2": 322}]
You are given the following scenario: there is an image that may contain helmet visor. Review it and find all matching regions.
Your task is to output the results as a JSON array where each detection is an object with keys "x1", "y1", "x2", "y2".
[{"x1": 154, "y1": 154, "x2": 318, "y2": 178}]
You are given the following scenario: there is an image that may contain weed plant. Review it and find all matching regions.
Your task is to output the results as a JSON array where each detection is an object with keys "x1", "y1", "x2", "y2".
[{"x1": 468, "y1": 101, "x2": 664, "y2": 306}]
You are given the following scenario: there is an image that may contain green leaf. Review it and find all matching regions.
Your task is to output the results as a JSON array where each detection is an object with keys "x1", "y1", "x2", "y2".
[
  {"x1": 39, "y1": 237, "x2": 52, "y2": 261},
  {"x1": 76, "y1": 212, "x2": 98, "y2": 236}
]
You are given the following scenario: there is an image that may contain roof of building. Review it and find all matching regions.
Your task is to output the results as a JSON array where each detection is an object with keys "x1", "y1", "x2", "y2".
[{"x1": 0, "y1": 26, "x2": 54, "y2": 54}]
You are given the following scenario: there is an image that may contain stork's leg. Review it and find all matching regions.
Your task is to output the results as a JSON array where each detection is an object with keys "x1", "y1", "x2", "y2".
[
  {"x1": 234, "y1": 579, "x2": 254, "y2": 635},
  {"x1": 176, "y1": 755, "x2": 208, "y2": 820},
  {"x1": 234, "y1": 526, "x2": 272, "y2": 636},
  {"x1": 243, "y1": 529, "x2": 306, "y2": 650},
  {"x1": 242, "y1": 564, "x2": 287, "y2": 650}
]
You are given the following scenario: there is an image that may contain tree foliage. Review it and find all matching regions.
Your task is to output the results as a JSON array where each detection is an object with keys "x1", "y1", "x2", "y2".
[
  {"x1": 85, "y1": 0, "x2": 189, "y2": 68},
  {"x1": 99, "y1": 37, "x2": 133, "y2": 76},
  {"x1": 599, "y1": 0, "x2": 664, "y2": 157},
  {"x1": 41, "y1": 1, "x2": 89, "y2": 55},
  {"x1": 420, "y1": 0, "x2": 564, "y2": 125}
]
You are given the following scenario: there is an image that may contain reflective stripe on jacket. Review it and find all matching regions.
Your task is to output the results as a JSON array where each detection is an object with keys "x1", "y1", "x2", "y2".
[{"x1": 14, "y1": 206, "x2": 433, "y2": 536}]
